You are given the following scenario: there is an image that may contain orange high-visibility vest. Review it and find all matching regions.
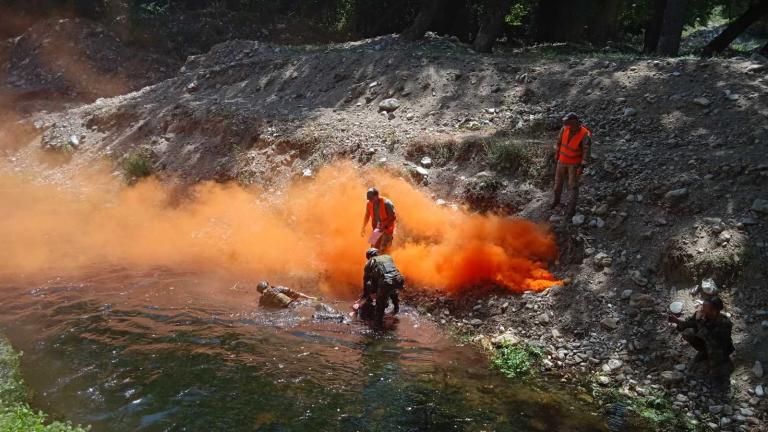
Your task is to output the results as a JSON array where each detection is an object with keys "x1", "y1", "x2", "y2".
[
  {"x1": 558, "y1": 125, "x2": 591, "y2": 165},
  {"x1": 367, "y1": 197, "x2": 395, "y2": 234}
]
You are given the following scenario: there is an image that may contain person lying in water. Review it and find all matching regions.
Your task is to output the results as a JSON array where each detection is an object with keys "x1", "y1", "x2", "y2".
[{"x1": 256, "y1": 281, "x2": 317, "y2": 309}]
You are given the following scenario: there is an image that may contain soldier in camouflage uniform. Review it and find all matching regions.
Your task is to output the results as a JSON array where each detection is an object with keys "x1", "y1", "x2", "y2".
[
  {"x1": 361, "y1": 248, "x2": 404, "y2": 329},
  {"x1": 257, "y1": 281, "x2": 316, "y2": 309},
  {"x1": 668, "y1": 297, "x2": 735, "y2": 367}
]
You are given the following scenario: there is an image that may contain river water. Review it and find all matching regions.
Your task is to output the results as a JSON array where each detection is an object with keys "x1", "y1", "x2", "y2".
[{"x1": 0, "y1": 267, "x2": 626, "y2": 431}]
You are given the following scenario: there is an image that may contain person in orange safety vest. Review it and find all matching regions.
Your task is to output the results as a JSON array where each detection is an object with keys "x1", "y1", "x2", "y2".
[
  {"x1": 551, "y1": 112, "x2": 592, "y2": 217},
  {"x1": 360, "y1": 187, "x2": 396, "y2": 252}
]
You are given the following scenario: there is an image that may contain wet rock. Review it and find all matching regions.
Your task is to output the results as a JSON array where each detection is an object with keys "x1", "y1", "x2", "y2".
[
  {"x1": 378, "y1": 98, "x2": 400, "y2": 112},
  {"x1": 420, "y1": 156, "x2": 433, "y2": 168},
  {"x1": 661, "y1": 370, "x2": 684, "y2": 385},
  {"x1": 692, "y1": 97, "x2": 711, "y2": 107},
  {"x1": 752, "y1": 199, "x2": 768, "y2": 214},
  {"x1": 669, "y1": 301, "x2": 684, "y2": 314},
  {"x1": 629, "y1": 293, "x2": 654, "y2": 308}
]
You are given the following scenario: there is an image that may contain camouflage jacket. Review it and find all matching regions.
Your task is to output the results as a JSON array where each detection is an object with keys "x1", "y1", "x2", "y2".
[{"x1": 678, "y1": 313, "x2": 735, "y2": 360}]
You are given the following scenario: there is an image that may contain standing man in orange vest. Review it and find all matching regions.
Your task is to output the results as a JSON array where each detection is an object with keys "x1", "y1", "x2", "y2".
[
  {"x1": 361, "y1": 187, "x2": 397, "y2": 251},
  {"x1": 551, "y1": 112, "x2": 592, "y2": 217}
]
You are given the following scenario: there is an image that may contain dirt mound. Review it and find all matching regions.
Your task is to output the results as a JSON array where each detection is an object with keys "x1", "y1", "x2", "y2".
[{"x1": 0, "y1": 18, "x2": 179, "y2": 109}]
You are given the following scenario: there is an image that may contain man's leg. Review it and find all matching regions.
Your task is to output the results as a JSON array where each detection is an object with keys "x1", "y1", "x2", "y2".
[
  {"x1": 682, "y1": 330, "x2": 708, "y2": 362},
  {"x1": 375, "y1": 284, "x2": 393, "y2": 328},
  {"x1": 565, "y1": 165, "x2": 580, "y2": 217},
  {"x1": 376, "y1": 233, "x2": 393, "y2": 252},
  {"x1": 551, "y1": 163, "x2": 565, "y2": 208},
  {"x1": 389, "y1": 290, "x2": 399, "y2": 315}
]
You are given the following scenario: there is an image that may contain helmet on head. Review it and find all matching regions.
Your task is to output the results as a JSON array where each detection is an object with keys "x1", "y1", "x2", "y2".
[
  {"x1": 562, "y1": 112, "x2": 579, "y2": 122},
  {"x1": 366, "y1": 248, "x2": 379, "y2": 259},
  {"x1": 366, "y1": 187, "x2": 379, "y2": 200},
  {"x1": 256, "y1": 281, "x2": 269, "y2": 293}
]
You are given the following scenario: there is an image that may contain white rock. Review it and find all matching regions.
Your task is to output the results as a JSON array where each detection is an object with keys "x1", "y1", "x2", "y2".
[
  {"x1": 420, "y1": 156, "x2": 433, "y2": 168},
  {"x1": 753, "y1": 360, "x2": 764, "y2": 378},
  {"x1": 669, "y1": 301, "x2": 684, "y2": 314},
  {"x1": 378, "y1": 98, "x2": 400, "y2": 112},
  {"x1": 623, "y1": 107, "x2": 638, "y2": 116},
  {"x1": 68, "y1": 135, "x2": 80, "y2": 147},
  {"x1": 572, "y1": 214, "x2": 585, "y2": 226},
  {"x1": 701, "y1": 278, "x2": 718, "y2": 295},
  {"x1": 755, "y1": 385, "x2": 764, "y2": 397}
]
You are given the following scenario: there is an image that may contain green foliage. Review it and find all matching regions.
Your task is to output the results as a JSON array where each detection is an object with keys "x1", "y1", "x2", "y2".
[
  {"x1": 139, "y1": 0, "x2": 169, "y2": 16},
  {"x1": 505, "y1": 1, "x2": 534, "y2": 27},
  {"x1": 122, "y1": 151, "x2": 153, "y2": 183},
  {"x1": 491, "y1": 342, "x2": 542, "y2": 379},
  {"x1": 483, "y1": 138, "x2": 534, "y2": 176},
  {"x1": 589, "y1": 379, "x2": 700, "y2": 431},
  {"x1": 0, "y1": 337, "x2": 88, "y2": 432}
]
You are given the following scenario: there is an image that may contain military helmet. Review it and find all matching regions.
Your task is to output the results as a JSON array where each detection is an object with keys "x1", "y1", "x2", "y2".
[
  {"x1": 366, "y1": 187, "x2": 379, "y2": 200},
  {"x1": 256, "y1": 281, "x2": 269, "y2": 293},
  {"x1": 366, "y1": 248, "x2": 379, "y2": 259}
]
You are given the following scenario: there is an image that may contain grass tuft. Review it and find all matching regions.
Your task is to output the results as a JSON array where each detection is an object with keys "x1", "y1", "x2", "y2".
[{"x1": 122, "y1": 151, "x2": 153, "y2": 183}]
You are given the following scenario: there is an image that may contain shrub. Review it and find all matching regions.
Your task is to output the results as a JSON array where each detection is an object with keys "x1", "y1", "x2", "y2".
[
  {"x1": 483, "y1": 138, "x2": 534, "y2": 176},
  {"x1": 122, "y1": 151, "x2": 153, "y2": 183},
  {"x1": 491, "y1": 342, "x2": 542, "y2": 378}
]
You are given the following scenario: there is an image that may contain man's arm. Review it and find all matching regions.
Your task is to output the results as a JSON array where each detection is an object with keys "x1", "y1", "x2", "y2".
[
  {"x1": 278, "y1": 286, "x2": 316, "y2": 301},
  {"x1": 675, "y1": 314, "x2": 698, "y2": 331},
  {"x1": 383, "y1": 201, "x2": 396, "y2": 230},
  {"x1": 361, "y1": 262, "x2": 373, "y2": 299},
  {"x1": 581, "y1": 135, "x2": 592, "y2": 165}
]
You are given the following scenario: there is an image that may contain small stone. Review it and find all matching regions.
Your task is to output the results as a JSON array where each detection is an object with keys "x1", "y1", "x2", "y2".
[
  {"x1": 600, "y1": 317, "x2": 619, "y2": 330},
  {"x1": 549, "y1": 215, "x2": 562, "y2": 223},
  {"x1": 572, "y1": 214, "x2": 586, "y2": 226},
  {"x1": 378, "y1": 98, "x2": 400, "y2": 112},
  {"x1": 709, "y1": 405, "x2": 723, "y2": 415},
  {"x1": 186, "y1": 81, "x2": 199, "y2": 92},
  {"x1": 491, "y1": 331, "x2": 521, "y2": 346},
  {"x1": 594, "y1": 252, "x2": 612, "y2": 268},
  {"x1": 674, "y1": 363, "x2": 687, "y2": 371},
  {"x1": 692, "y1": 97, "x2": 711, "y2": 107},
  {"x1": 701, "y1": 278, "x2": 718, "y2": 295},
  {"x1": 755, "y1": 385, "x2": 764, "y2": 397},
  {"x1": 470, "y1": 318, "x2": 483, "y2": 327},
  {"x1": 753, "y1": 360, "x2": 763, "y2": 378},
  {"x1": 739, "y1": 408, "x2": 754, "y2": 417},
  {"x1": 629, "y1": 293, "x2": 654, "y2": 308},
  {"x1": 623, "y1": 107, "x2": 638, "y2": 116},
  {"x1": 751, "y1": 198, "x2": 768, "y2": 214},
  {"x1": 664, "y1": 188, "x2": 689, "y2": 204},
  {"x1": 302, "y1": 168, "x2": 313, "y2": 178},
  {"x1": 597, "y1": 375, "x2": 611, "y2": 385},
  {"x1": 420, "y1": 156, "x2": 433, "y2": 168},
  {"x1": 661, "y1": 370, "x2": 684, "y2": 384},
  {"x1": 620, "y1": 289, "x2": 633, "y2": 300},
  {"x1": 603, "y1": 359, "x2": 623, "y2": 372},
  {"x1": 68, "y1": 135, "x2": 80, "y2": 147},
  {"x1": 669, "y1": 301, "x2": 684, "y2": 314},
  {"x1": 629, "y1": 270, "x2": 648, "y2": 287}
]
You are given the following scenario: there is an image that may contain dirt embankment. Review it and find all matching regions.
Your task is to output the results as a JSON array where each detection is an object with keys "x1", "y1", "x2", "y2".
[{"x1": 2, "y1": 23, "x2": 768, "y2": 430}]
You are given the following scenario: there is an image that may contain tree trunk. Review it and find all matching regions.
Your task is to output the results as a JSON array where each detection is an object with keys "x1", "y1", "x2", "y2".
[
  {"x1": 657, "y1": 0, "x2": 687, "y2": 56},
  {"x1": 643, "y1": 0, "x2": 667, "y2": 53},
  {"x1": 589, "y1": 0, "x2": 622, "y2": 45},
  {"x1": 701, "y1": 0, "x2": 768, "y2": 57},
  {"x1": 472, "y1": 0, "x2": 513, "y2": 52},
  {"x1": 401, "y1": 0, "x2": 441, "y2": 41}
]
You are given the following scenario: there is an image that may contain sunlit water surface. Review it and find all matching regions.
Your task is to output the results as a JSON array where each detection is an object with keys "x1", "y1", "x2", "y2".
[{"x1": 0, "y1": 268, "x2": 628, "y2": 431}]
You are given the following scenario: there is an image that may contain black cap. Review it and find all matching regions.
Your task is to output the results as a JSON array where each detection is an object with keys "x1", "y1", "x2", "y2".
[
  {"x1": 562, "y1": 112, "x2": 579, "y2": 121},
  {"x1": 366, "y1": 187, "x2": 379, "y2": 200}
]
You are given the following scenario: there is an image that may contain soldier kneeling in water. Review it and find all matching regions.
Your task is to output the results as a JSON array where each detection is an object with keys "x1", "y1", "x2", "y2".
[{"x1": 256, "y1": 281, "x2": 317, "y2": 308}]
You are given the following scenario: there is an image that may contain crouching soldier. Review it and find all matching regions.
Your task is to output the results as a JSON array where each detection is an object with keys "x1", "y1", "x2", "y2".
[
  {"x1": 668, "y1": 297, "x2": 735, "y2": 368},
  {"x1": 256, "y1": 281, "x2": 317, "y2": 309},
  {"x1": 361, "y1": 248, "x2": 404, "y2": 329}
]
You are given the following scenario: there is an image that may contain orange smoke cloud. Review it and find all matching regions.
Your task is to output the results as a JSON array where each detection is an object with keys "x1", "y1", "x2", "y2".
[{"x1": 0, "y1": 161, "x2": 559, "y2": 296}]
